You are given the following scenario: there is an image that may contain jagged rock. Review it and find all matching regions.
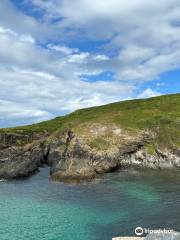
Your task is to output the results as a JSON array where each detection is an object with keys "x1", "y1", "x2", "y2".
[
  {"x1": 50, "y1": 138, "x2": 96, "y2": 181},
  {"x1": 0, "y1": 143, "x2": 44, "y2": 178},
  {"x1": 0, "y1": 130, "x2": 179, "y2": 181}
]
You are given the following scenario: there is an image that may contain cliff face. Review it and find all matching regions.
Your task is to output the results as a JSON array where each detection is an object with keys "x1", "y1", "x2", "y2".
[
  {"x1": 0, "y1": 132, "x2": 45, "y2": 178},
  {"x1": 48, "y1": 128, "x2": 180, "y2": 181},
  {"x1": 0, "y1": 127, "x2": 179, "y2": 181}
]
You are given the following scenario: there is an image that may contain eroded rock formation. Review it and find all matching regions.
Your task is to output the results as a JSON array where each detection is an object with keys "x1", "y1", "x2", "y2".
[{"x1": 0, "y1": 126, "x2": 179, "y2": 181}]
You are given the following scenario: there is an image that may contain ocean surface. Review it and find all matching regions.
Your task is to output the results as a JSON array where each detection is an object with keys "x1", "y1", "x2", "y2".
[{"x1": 0, "y1": 167, "x2": 180, "y2": 240}]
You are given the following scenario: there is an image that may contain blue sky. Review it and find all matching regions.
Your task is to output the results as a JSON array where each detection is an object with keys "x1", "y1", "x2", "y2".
[{"x1": 0, "y1": 0, "x2": 180, "y2": 127}]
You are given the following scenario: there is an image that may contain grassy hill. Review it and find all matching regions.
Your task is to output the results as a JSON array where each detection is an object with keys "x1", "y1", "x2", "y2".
[{"x1": 1, "y1": 93, "x2": 180, "y2": 150}]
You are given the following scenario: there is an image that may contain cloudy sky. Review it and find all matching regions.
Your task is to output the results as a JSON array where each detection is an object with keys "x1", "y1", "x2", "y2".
[{"x1": 0, "y1": 0, "x2": 180, "y2": 127}]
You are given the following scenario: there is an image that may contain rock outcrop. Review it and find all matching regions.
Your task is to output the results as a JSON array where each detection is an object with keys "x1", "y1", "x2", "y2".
[
  {"x1": 0, "y1": 128, "x2": 179, "y2": 181},
  {"x1": 0, "y1": 142, "x2": 43, "y2": 178}
]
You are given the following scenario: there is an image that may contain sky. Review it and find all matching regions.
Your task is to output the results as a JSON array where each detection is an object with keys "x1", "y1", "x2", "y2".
[{"x1": 0, "y1": 0, "x2": 180, "y2": 127}]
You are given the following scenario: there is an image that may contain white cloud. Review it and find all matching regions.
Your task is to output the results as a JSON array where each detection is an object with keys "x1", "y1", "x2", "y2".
[
  {"x1": 0, "y1": 24, "x2": 133, "y2": 125},
  {"x1": 47, "y1": 44, "x2": 79, "y2": 55},
  {"x1": 0, "y1": 99, "x2": 52, "y2": 119},
  {"x1": 28, "y1": 0, "x2": 180, "y2": 81},
  {"x1": 0, "y1": 25, "x2": 35, "y2": 43},
  {"x1": 0, "y1": 99, "x2": 53, "y2": 127},
  {"x1": 0, "y1": 0, "x2": 41, "y2": 38},
  {"x1": 0, "y1": 65, "x2": 134, "y2": 126},
  {"x1": 94, "y1": 55, "x2": 110, "y2": 61},
  {"x1": 137, "y1": 88, "x2": 161, "y2": 99},
  {"x1": 67, "y1": 52, "x2": 90, "y2": 63}
]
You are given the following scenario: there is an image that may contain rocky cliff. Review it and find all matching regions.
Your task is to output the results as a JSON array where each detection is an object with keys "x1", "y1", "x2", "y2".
[
  {"x1": 0, "y1": 94, "x2": 179, "y2": 181},
  {"x1": 0, "y1": 126, "x2": 179, "y2": 181}
]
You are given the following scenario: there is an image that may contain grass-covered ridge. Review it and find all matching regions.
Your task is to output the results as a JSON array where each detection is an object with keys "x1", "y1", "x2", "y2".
[{"x1": 1, "y1": 93, "x2": 180, "y2": 149}]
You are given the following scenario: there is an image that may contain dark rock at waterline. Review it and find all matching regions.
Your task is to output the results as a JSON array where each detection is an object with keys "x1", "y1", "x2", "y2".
[{"x1": 0, "y1": 143, "x2": 43, "y2": 179}]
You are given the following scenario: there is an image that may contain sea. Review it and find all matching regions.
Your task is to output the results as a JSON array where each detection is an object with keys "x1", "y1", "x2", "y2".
[{"x1": 0, "y1": 167, "x2": 179, "y2": 240}]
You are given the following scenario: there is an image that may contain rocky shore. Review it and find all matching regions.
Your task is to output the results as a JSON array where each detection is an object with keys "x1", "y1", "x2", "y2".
[{"x1": 0, "y1": 127, "x2": 179, "y2": 181}]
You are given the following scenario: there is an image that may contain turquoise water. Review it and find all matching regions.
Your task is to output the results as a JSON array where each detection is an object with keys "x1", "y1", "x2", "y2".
[{"x1": 0, "y1": 168, "x2": 180, "y2": 240}]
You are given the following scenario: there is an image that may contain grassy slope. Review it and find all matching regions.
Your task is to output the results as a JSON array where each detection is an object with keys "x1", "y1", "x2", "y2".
[{"x1": 1, "y1": 93, "x2": 180, "y2": 149}]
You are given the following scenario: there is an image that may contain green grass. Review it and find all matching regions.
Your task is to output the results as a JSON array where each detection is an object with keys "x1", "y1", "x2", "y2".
[
  {"x1": 145, "y1": 143, "x2": 156, "y2": 155},
  {"x1": 1, "y1": 93, "x2": 180, "y2": 149},
  {"x1": 89, "y1": 137, "x2": 110, "y2": 151}
]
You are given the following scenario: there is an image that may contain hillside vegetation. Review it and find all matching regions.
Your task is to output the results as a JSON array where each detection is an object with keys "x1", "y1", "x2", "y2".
[{"x1": 1, "y1": 93, "x2": 180, "y2": 150}]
